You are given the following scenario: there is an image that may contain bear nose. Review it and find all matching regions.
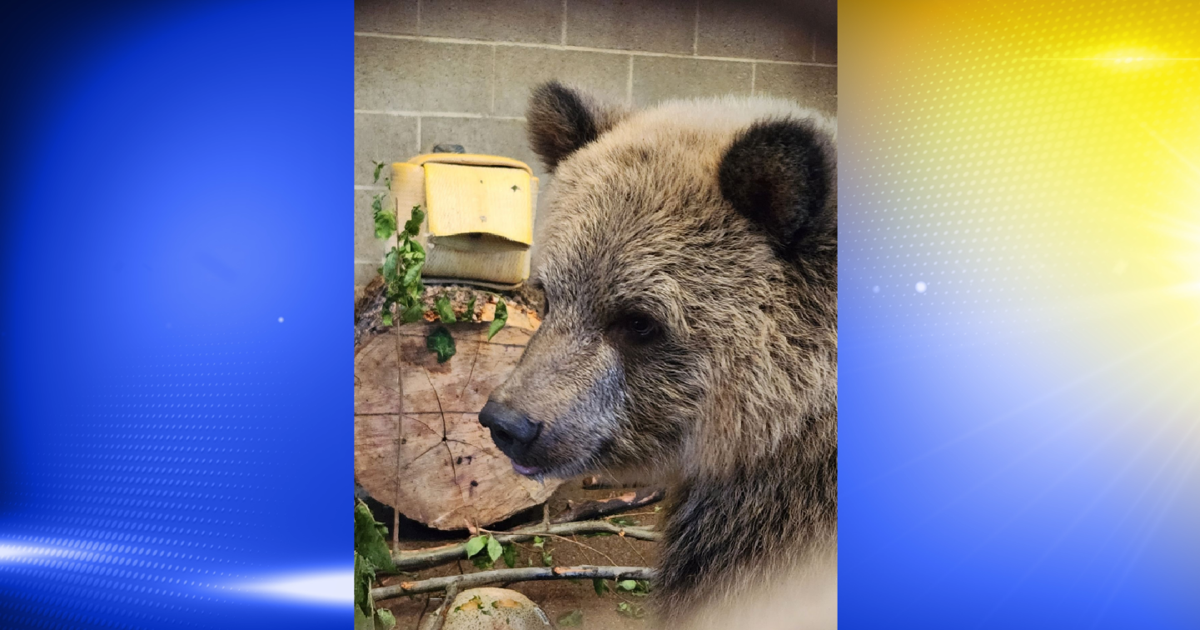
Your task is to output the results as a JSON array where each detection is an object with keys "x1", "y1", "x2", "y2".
[{"x1": 478, "y1": 401, "x2": 542, "y2": 450}]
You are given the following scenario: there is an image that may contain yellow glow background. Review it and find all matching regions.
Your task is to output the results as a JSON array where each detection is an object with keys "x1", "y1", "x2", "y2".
[
  {"x1": 841, "y1": 0, "x2": 1200, "y2": 342},
  {"x1": 839, "y1": 3, "x2": 1200, "y2": 620}
]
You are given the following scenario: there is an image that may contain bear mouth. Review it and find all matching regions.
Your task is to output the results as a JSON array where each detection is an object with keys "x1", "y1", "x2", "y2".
[{"x1": 511, "y1": 462, "x2": 544, "y2": 477}]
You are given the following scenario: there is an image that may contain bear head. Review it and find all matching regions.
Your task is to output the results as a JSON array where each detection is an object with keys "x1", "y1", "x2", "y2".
[{"x1": 480, "y1": 82, "x2": 837, "y2": 482}]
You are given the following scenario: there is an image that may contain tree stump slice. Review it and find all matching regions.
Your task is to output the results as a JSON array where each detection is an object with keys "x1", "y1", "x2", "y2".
[{"x1": 355, "y1": 302, "x2": 562, "y2": 530}]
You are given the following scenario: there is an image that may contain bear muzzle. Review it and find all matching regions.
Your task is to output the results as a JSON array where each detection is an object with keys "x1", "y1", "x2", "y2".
[{"x1": 478, "y1": 400, "x2": 545, "y2": 476}]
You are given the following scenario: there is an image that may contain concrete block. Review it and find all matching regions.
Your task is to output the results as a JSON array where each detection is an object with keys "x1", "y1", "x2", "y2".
[
  {"x1": 420, "y1": 116, "x2": 543, "y2": 177},
  {"x1": 493, "y1": 47, "x2": 629, "y2": 117},
  {"x1": 420, "y1": 0, "x2": 563, "y2": 43},
  {"x1": 815, "y1": 31, "x2": 836, "y2": 64},
  {"x1": 355, "y1": 37, "x2": 493, "y2": 113},
  {"x1": 631, "y1": 56, "x2": 752, "y2": 107},
  {"x1": 355, "y1": 0, "x2": 419, "y2": 34},
  {"x1": 753, "y1": 62, "x2": 836, "y2": 113},
  {"x1": 567, "y1": 0, "x2": 695, "y2": 54},
  {"x1": 355, "y1": 113, "x2": 419, "y2": 185},
  {"x1": 696, "y1": 0, "x2": 814, "y2": 62},
  {"x1": 356, "y1": 189, "x2": 393, "y2": 267},
  {"x1": 356, "y1": 261, "x2": 381, "y2": 288}
]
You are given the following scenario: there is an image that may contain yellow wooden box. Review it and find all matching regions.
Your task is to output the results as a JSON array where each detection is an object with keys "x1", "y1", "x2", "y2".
[{"x1": 390, "y1": 154, "x2": 538, "y2": 288}]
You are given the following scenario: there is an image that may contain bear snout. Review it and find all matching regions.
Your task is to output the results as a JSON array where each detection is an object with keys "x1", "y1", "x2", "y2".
[{"x1": 478, "y1": 400, "x2": 544, "y2": 469}]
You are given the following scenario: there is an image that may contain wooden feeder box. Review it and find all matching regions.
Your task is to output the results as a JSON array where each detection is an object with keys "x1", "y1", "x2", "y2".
[{"x1": 391, "y1": 154, "x2": 538, "y2": 288}]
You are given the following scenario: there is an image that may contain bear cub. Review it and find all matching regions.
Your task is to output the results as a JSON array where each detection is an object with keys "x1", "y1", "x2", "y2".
[{"x1": 479, "y1": 82, "x2": 837, "y2": 628}]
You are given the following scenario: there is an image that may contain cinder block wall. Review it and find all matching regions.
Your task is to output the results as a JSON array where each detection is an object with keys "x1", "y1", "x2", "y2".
[{"x1": 354, "y1": 0, "x2": 837, "y2": 289}]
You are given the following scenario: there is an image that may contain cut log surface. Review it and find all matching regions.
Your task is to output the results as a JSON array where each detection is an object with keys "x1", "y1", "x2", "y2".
[{"x1": 355, "y1": 293, "x2": 561, "y2": 530}]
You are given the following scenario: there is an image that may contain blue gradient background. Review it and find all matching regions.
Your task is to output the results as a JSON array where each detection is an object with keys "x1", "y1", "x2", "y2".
[
  {"x1": 0, "y1": 1, "x2": 349, "y2": 628},
  {"x1": 840, "y1": 1, "x2": 1200, "y2": 628},
  {"x1": 4, "y1": 1, "x2": 1200, "y2": 629}
]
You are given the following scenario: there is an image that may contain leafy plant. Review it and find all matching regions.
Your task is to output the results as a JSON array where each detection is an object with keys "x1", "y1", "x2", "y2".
[
  {"x1": 370, "y1": 161, "x2": 510, "y2": 356},
  {"x1": 462, "y1": 533, "x2": 515, "y2": 569},
  {"x1": 465, "y1": 534, "x2": 488, "y2": 558},
  {"x1": 354, "y1": 499, "x2": 397, "y2": 630},
  {"x1": 487, "y1": 299, "x2": 508, "y2": 341},
  {"x1": 533, "y1": 535, "x2": 552, "y2": 566},
  {"x1": 557, "y1": 610, "x2": 584, "y2": 627},
  {"x1": 616, "y1": 601, "x2": 647, "y2": 619},
  {"x1": 593, "y1": 577, "x2": 610, "y2": 596},
  {"x1": 372, "y1": 161, "x2": 426, "y2": 327},
  {"x1": 617, "y1": 579, "x2": 651, "y2": 596},
  {"x1": 501, "y1": 541, "x2": 517, "y2": 568},
  {"x1": 487, "y1": 536, "x2": 503, "y2": 564},
  {"x1": 426, "y1": 326, "x2": 456, "y2": 363},
  {"x1": 434, "y1": 295, "x2": 457, "y2": 324}
]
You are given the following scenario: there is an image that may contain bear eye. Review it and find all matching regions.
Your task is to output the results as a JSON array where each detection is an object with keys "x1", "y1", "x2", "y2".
[{"x1": 616, "y1": 312, "x2": 663, "y2": 345}]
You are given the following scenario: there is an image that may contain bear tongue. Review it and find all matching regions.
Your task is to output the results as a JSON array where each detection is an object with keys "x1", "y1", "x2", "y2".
[{"x1": 512, "y1": 462, "x2": 543, "y2": 477}]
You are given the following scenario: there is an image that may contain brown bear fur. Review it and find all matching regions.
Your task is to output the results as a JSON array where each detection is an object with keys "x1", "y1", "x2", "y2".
[{"x1": 485, "y1": 82, "x2": 837, "y2": 627}]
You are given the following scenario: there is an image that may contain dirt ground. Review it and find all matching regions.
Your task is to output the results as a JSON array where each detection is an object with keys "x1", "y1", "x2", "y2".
[{"x1": 375, "y1": 478, "x2": 663, "y2": 630}]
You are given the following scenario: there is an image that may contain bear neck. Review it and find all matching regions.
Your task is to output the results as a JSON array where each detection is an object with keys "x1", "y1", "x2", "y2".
[{"x1": 655, "y1": 412, "x2": 838, "y2": 622}]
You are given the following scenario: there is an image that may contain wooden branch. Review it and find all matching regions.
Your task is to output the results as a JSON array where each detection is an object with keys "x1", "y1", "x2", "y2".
[
  {"x1": 416, "y1": 584, "x2": 457, "y2": 630},
  {"x1": 391, "y1": 520, "x2": 660, "y2": 572},
  {"x1": 581, "y1": 475, "x2": 646, "y2": 490},
  {"x1": 551, "y1": 487, "x2": 666, "y2": 524},
  {"x1": 374, "y1": 565, "x2": 655, "y2": 601}
]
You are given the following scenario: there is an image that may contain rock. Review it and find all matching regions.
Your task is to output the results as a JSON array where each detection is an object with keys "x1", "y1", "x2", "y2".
[{"x1": 440, "y1": 588, "x2": 552, "y2": 630}]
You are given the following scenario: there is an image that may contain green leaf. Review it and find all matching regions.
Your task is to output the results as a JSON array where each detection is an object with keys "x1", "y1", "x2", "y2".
[
  {"x1": 465, "y1": 297, "x2": 476, "y2": 322},
  {"x1": 381, "y1": 249, "x2": 399, "y2": 282},
  {"x1": 426, "y1": 326, "x2": 456, "y2": 362},
  {"x1": 435, "y1": 295, "x2": 457, "y2": 324},
  {"x1": 381, "y1": 308, "x2": 393, "y2": 327},
  {"x1": 501, "y1": 543, "x2": 516, "y2": 568},
  {"x1": 464, "y1": 535, "x2": 488, "y2": 558},
  {"x1": 556, "y1": 610, "x2": 583, "y2": 627},
  {"x1": 374, "y1": 608, "x2": 396, "y2": 630},
  {"x1": 486, "y1": 299, "x2": 508, "y2": 341},
  {"x1": 354, "y1": 500, "x2": 395, "y2": 572},
  {"x1": 355, "y1": 604, "x2": 374, "y2": 630},
  {"x1": 403, "y1": 205, "x2": 425, "y2": 236},
  {"x1": 401, "y1": 301, "x2": 424, "y2": 324},
  {"x1": 616, "y1": 602, "x2": 645, "y2": 618},
  {"x1": 354, "y1": 552, "x2": 374, "y2": 618},
  {"x1": 401, "y1": 261, "x2": 423, "y2": 289},
  {"x1": 532, "y1": 536, "x2": 544, "y2": 549},
  {"x1": 406, "y1": 281, "x2": 424, "y2": 302},
  {"x1": 471, "y1": 554, "x2": 494, "y2": 570},
  {"x1": 610, "y1": 516, "x2": 637, "y2": 527},
  {"x1": 617, "y1": 579, "x2": 638, "y2": 591},
  {"x1": 541, "y1": 550, "x2": 553, "y2": 566},
  {"x1": 486, "y1": 535, "x2": 503, "y2": 563},
  {"x1": 593, "y1": 577, "x2": 609, "y2": 596},
  {"x1": 372, "y1": 161, "x2": 386, "y2": 184},
  {"x1": 374, "y1": 208, "x2": 396, "y2": 240}
]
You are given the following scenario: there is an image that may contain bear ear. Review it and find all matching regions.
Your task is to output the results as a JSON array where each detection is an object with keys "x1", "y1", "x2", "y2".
[
  {"x1": 526, "y1": 81, "x2": 627, "y2": 172},
  {"x1": 718, "y1": 118, "x2": 835, "y2": 254}
]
